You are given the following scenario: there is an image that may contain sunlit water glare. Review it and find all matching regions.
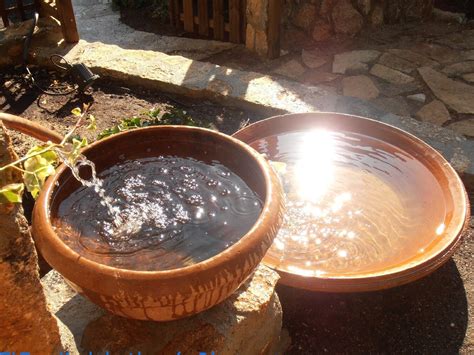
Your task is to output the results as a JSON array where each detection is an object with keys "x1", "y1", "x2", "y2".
[{"x1": 251, "y1": 129, "x2": 448, "y2": 275}]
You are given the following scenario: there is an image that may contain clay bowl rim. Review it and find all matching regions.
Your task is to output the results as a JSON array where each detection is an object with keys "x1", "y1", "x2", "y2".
[
  {"x1": 34, "y1": 125, "x2": 280, "y2": 281},
  {"x1": 232, "y1": 112, "x2": 470, "y2": 290}
]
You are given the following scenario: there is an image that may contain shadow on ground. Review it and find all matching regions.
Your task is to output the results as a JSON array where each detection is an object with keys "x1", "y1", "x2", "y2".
[{"x1": 278, "y1": 258, "x2": 468, "y2": 354}]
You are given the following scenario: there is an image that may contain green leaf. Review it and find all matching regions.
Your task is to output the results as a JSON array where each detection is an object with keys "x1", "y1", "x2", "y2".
[
  {"x1": 23, "y1": 145, "x2": 58, "y2": 199},
  {"x1": 71, "y1": 107, "x2": 82, "y2": 117},
  {"x1": 87, "y1": 114, "x2": 97, "y2": 131},
  {"x1": 0, "y1": 183, "x2": 24, "y2": 203}
]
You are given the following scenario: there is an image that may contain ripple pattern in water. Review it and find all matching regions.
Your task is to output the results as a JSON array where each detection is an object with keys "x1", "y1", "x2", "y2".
[
  {"x1": 251, "y1": 129, "x2": 449, "y2": 275},
  {"x1": 54, "y1": 156, "x2": 262, "y2": 271}
]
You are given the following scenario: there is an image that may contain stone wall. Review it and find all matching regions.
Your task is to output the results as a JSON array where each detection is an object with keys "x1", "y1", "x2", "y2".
[
  {"x1": 246, "y1": 0, "x2": 271, "y2": 56},
  {"x1": 284, "y1": 0, "x2": 434, "y2": 42}
]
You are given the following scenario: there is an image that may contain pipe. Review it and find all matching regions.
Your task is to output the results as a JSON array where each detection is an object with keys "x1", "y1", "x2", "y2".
[{"x1": 0, "y1": 113, "x2": 64, "y2": 144}]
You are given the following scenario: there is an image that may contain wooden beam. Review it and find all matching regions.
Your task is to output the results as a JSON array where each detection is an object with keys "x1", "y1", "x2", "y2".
[
  {"x1": 183, "y1": 0, "x2": 193, "y2": 32},
  {"x1": 267, "y1": 0, "x2": 281, "y2": 58},
  {"x1": 198, "y1": 0, "x2": 208, "y2": 36},
  {"x1": 229, "y1": 0, "x2": 240, "y2": 43},
  {"x1": 212, "y1": 0, "x2": 224, "y2": 40},
  {"x1": 179, "y1": 13, "x2": 230, "y2": 32},
  {"x1": 56, "y1": 0, "x2": 79, "y2": 43},
  {"x1": 240, "y1": 0, "x2": 246, "y2": 43}
]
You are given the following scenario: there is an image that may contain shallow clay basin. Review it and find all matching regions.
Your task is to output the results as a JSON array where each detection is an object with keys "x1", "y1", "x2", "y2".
[
  {"x1": 32, "y1": 126, "x2": 284, "y2": 321},
  {"x1": 233, "y1": 113, "x2": 470, "y2": 292}
]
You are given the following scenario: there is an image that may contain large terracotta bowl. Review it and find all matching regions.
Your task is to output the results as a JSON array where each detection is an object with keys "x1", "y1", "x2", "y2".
[
  {"x1": 32, "y1": 126, "x2": 284, "y2": 321},
  {"x1": 233, "y1": 113, "x2": 470, "y2": 292}
]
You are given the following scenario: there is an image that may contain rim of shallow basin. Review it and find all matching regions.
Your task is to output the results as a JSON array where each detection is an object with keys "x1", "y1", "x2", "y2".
[
  {"x1": 233, "y1": 112, "x2": 470, "y2": 289},
  {"x1": 36, "y1": 125, "x2": 279, "y2": 280}
]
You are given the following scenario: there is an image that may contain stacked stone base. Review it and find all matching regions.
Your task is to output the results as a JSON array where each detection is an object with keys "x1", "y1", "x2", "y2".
[{"x1": 42, "y1": 265, "x2": 283, "y2": 354}]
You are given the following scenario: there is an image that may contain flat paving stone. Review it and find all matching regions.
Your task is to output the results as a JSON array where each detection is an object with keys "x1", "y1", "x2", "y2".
[
  {"x1": 301, "y1": 49, "x2": 328, "y2": 69},
  {"x1": 416, "y1": 100, "x2": 451, "y2": 126},
  {"x1": 419, "y1": 66, "x2": 474, "y2": 114},
  {"x1": 342, "y1": 75, "x2": 379, "y2": 99},
  {"x1": 387, "y1": 49, "x2": 439, "y2": 67},
  {"x1": 378, "y1": 52, "x2": 417, "y2": 74},
  {"x1": 332, "y1": 50, "x2": 381, "y2": 74},
  {"x1": 370, "y1": 64, "x2": 415, "y2": 84}
]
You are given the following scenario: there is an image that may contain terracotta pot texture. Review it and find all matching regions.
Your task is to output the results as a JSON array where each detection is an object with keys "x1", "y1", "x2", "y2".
[
  {"x1": 233, "y1": 112, "x2": 470, "y2": 292},
  {"x1": 32, "y1": 126, "x2": 284, "y2": 321}
]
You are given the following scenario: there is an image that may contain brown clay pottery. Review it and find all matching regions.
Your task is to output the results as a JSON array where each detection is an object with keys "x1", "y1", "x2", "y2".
[
  {"x1": 233, "y1": 112, "x2": 470, "y2": 292},
  {"x1": 32, "y1": 126, "x2": 284, "y2": 321}
]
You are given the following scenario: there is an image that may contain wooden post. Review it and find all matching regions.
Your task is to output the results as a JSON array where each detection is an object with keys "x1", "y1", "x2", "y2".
[
  {"x1": 240, "y1": 0, "x2": 246, "y2": 43},
  {"x1": 212, "y1": 0, "x2": 224, "y2": 40},
  {"x1": 183, "y1": 0, "x2": 194, "y2": 33},
  {"x1": 229, "y1": 0, "x2": 240, "y2": 43},
  {"x1": 56, "y1": 0, "x2": 79, "y2": 43},
  {"x1": 198, "y1": 0, "x2": 208, "y2": 36},
  {"x1": 267, "y1": 0, "x2": 281, "y2": 59}
]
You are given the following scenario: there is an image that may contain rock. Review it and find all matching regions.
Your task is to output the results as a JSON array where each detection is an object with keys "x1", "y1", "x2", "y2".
[
  {"x1": 312, "y1": 19, "x2": 332, "y2": 42},
  {"x1": 332, "y1": 0, "x2": 364, "y2": 35},
  {"x1": 320, "y1": 0, "x2": 336, "y2": 18},
  {"x1": 273, "y1": 59, "x2": 306, "y2": 79},
  {"x1": 301, "y1": 49, "x2": 328, "y2": 69},
  {"x1": 416, "y1": 100, "x2": 451, "y2": 125},
  {"x1": 370, "y1": 2, "x2": 384, "y2": 26},
  {"x1": 0, "y1": 123, "x2": 62, "y2": 353},
  {"x1": 333, "y1": 50, "x2": 381, "y2": 74},
  {"x1": 418, "y1": 66, "x2": 474, "y2": 114},
  {"x1": 370, "y1": 64, "x2": 415, "y2": 84},
  {"x1": 407, "y1": 93, "x2": 426, "y2": 103},
  {"x1": 342, "y1": 75, "x2": 380, "y2": 99},
  {"x1": 462, "y1": 73, "x2": 474, "y2": 83},
  {"x1": 378, "y1": 52, "x2": 417, "y2": 74},
  {"x1": 356, "y1": 0, "x2": 372, "y2": 16},
  {"x1": 303, "y1": 71, "x2": 340, "y2": 85},
  {"x1": 433, "y1": 8, "x2": 466, "y2": 24},
  {"x1": 387, "y1": 49, "x2": 439, "y2": 67},
  {"x1": 292, "y1": 3, "x2": 317, "y2": 32},
  {"x1": 42, "y1": 264, "x2": 283, "y2": 353},
  {"x1": 447, "y1": 119, "x2": 474, "y2": 137},
  {"x1": 404, "y1": 0, "x2": 434, "y2": 20},
  {"x1": 442, "y1": 61, "x2": 474, "y2": 77},
  {"x1": 374, "y1": 79, "x2": 423, "y2": 97},
  {"x1": 370, "y1": 97, "x2": 411, "y2": 116}
]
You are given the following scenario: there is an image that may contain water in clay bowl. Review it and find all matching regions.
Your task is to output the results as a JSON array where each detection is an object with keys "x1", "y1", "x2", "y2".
[
  {"x1": 32, "y1": 126, "x2": 284, "y2": 321},
  {"x1": 233, "y1": 113, "x2": 470, "y2": 292}
]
